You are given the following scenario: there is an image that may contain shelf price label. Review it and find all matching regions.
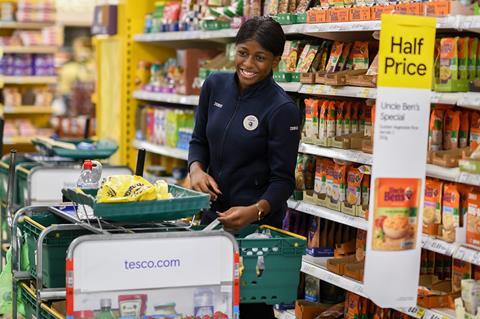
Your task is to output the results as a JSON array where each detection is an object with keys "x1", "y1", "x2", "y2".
[
  {"x1": 399, "y1": 306, "x2": 425, "y2": 318},
  {"x1": 364, "y1": 14, "x2": 436, "y2": 308}
]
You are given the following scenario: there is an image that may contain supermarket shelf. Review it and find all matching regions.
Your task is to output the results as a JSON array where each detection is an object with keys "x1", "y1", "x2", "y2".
[
  {"x1": 2, "y1": 76, "x2": 57, "y2": 85},
  {"x1": 2, "y1": 106, "x2": 53, "y2": 114},
  {"x1": 298, "y1": 142, "x2": 373, "y2": 165},
  {"x1": 302, "y1": 255, "x2": 367, "y2": 297},
  {"x1": 421, "y1": 235, "x2": 458, "y2": 257},
  {"x1": 277, "y1": 82, "x2": 303, "y2": 93},
  {"x1": 0, "y1": 21, "x2": 54, "y2": 29},
  {"x1": 132, "y1": 140, "x2": 188, "y2": 160},
  {"x1": 1, "y1": 46, "x2": 57, "y2": 54},
  {"x1": 425, "y1": 164, "x2": 480, "y2": 186},
  {"x1": 134, "y1": 28, "x2": 238, "y2": 42},
  {"x1": 300, "y1": 84, "x2": 377, "y2": 99},
  {"x1": 288, "y1": 199, "x2": 368, "y2": 230},
  {"x1": 133, "y1": 90, "x2": 199, "y2": 106},
  {"x1": 302, "y1": 256, "x2": 456, "y2": 319}
]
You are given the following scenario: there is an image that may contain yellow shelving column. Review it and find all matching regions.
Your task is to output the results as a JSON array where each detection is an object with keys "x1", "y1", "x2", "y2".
[{"x1": 95, "y1": 0, "x2": 174, "y2": 168}]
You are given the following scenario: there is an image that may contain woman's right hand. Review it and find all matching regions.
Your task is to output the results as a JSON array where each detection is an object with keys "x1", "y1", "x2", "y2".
[{"x1": 189, "y1": 162, "x2": 222, "y2": 201}]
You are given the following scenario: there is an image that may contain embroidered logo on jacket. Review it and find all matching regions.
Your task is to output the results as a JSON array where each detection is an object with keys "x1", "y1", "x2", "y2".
[
  {"x1": 214, "y1": 101, "x2": 223, "y2": 108},
  {"x1": 243, "y1": 115, "x2": 259, "y2": 131}
]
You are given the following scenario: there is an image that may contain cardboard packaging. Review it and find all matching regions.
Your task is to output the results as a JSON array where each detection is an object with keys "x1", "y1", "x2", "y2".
[{"x1": 175, "y1": 49, "x2": 220, "y2": 95}]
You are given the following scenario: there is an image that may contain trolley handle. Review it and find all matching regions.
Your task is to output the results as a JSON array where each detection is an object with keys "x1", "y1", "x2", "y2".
[
  {"x1": 135, "y1": 148, "x2": 146, "y2": 177},
  {"x1": 6, "y1": 149, "x2": 17, "y2": 227}
]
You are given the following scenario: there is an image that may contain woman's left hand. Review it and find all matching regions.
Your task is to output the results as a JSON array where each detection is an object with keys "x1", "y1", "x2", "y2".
[{"x1": 218, "y1": 206, "x2": 257, "y2": 231}]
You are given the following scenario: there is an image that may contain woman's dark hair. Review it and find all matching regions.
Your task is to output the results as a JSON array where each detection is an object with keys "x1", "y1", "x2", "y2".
[{"x1": 235, "y1": 17, "x2": 286, "y2": 57}]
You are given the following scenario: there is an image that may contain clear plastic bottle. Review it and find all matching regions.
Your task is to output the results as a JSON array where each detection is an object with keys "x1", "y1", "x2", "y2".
[
  {"x1": 77, "y1": 160, "x2": 102, "y2": 189},
  {"x1": 94, "y1": 299, "x2": 116, "y2": 319},
  {"x1": 193, "y1": 287, "x2": 214, "y2": 317}
]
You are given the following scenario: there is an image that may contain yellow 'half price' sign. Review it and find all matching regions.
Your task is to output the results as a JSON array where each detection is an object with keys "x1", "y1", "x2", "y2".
[{"x1": 377, "y1": 14, "x2": 436, "y2": 90}]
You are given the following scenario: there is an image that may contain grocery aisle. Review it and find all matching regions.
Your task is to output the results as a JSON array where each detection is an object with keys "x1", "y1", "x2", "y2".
[{"x1": 2, "y1": 0, "x2": 480, "y2": 318}]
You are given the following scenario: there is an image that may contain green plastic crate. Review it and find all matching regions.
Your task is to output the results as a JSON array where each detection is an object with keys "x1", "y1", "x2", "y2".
[
  {"x1": 62, "y1": 184, "x2": 210, "y2": 222},
  {"x1": 20, "y1": 283, "x2": 64, "y2": 319},
  {"x1": 21, "y1": 211, "x2": 92, "y2": 288},
  {"x1": 32, "y1": 139, "x2": 118, "y2": 160},
  {"x1": 236, "y1": 225, "x2": 306, "y2": 305},
  {"x1": 0, "y1": 157, "x2": 37, "y2": 204}
]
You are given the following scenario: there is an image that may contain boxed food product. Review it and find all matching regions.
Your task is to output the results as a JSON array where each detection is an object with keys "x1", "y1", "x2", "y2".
[
  {"x1": 467, "y1": 191, "x2": 480, "y2": 247},
  {"x1": 297, "y1": 45, "x2": 320, "y2": 73},
  {"x1": 462, "y1": 279, "x2": 480, "y2": 315},
  {"x1": 175, "y1": 49, "x2": 220, "y2": 95},
  {"x1": 326, "y1": 41, "x2": 344, "y2": 73},
  {"x1": 305, "y1": 274, "x2": 321, "y2": 302},
  {"x1": 346, "y1": 41, "x2": 369, "y2": 71},
  {"x1": 443, "y1": 110, "x2": 460, "y2": 150}
]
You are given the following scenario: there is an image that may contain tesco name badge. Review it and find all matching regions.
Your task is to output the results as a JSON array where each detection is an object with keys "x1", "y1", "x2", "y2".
[{"x1": 243, "y1": 115, "x2": 259, "y2": 131}]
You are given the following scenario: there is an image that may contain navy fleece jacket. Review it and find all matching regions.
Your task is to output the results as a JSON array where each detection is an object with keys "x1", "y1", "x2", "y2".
[{"x1": 188, "y1": 72, "x2": 301, "y2": 227}]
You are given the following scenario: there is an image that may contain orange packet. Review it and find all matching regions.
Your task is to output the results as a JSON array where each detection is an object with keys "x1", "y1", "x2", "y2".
[
  {"x1": 326, "y1": 41, "x2": 344, "y2": 73},
  {"x1": 358, "y1": 102, "x2": 366, "y2": 134},
  {"x1": 467, "y1": 190, "x2": 480, "y2": 247},
  {"x1": 345, "y1": 293, "x2": 361, "y2": 319},
  {"x1": 443, "y1": 110, "x2": 460, "y2": 150},
  {"x1": 351, "y1": 102, "x2": 360, "y2": 134},
  {"x1": 356, "y1": 229, "x2": 367, "y2": 262},
  {"x1": 347, "y1": 166, "x2": 363, "y2": 206},
  {"x1": 428, "y1": 108, "x2": 445, "y2": 152},
  {"x1": 304, "y1": 98, "x2": 320, "y2": 139},
  {"x1": 336, "y1": 101, "x2": 345, "y2": 137},
  {"x1": 439, "y1": 37, "x2": 458, "y2": 84},
  {"x1": 325, "y1": 160, "x2": 336, "y2": 201},
  {"x1": 459, "y1": 184, "x2": 473, "y2": 228},
  {"x1": 442, "y1": 183, "x2": 460, "y2": 243},
  {"x1": 372, "y1": 178, "x2": 421, "y2": 251},
  {"x1": 452, "y1": 259, "x2": 472, "y2": 292},
  {"x1": 423, "y1": 178, "x2": 443, "y2": 226},
  {"x1": 344, "y1": 102, "x2": 352, "y2": 136},
  {"x1": 319, "y1": 100, "x2": 329, "y2": 139},
  {"x1": 329, "y1": 163, "x2": 347, "y2": 204},
  {"x1": 346, "y1": 41, "x2": 369, "y2": 70},
  {"x1": 460, "y1": 111, "x2": 470, "y2": 148},
  {"x1": 470, "y1": 111, "x2": 480, "y2": 151},
  {"x1": 327, "y1": 101, "x2": 336, "y2": 138}
]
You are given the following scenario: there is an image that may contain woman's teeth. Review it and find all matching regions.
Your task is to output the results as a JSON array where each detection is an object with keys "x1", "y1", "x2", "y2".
[{"x1": 241, "y1": 69, "x2": 256, "y2": 79}]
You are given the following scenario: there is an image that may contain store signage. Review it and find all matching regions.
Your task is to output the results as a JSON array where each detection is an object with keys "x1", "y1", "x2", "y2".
[
  {"x1": 364, "y1": 14, "x2": 436, "y2": 308},
  {"x1": 66, "y1": 233, "x2": 238, "y2": 319}
]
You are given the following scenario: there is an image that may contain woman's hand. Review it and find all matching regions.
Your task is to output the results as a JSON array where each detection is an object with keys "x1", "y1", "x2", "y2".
[
  {"x1": 218, "y1": 206, "x2": 257, "y2": 231},
  {"x1": 189, "y1": 162, "x2": 222, "y2": 201}
]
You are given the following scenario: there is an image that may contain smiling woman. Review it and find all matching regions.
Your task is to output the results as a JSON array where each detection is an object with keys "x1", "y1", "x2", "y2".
[{"x1": 188, "y1": 17, "x2": 301, "y2": 319}]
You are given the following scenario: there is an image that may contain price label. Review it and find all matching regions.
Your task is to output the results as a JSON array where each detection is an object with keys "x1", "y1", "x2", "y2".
[
  {"x1": 458, "y1": 172, "x2": 480, "y2": 186},
  {"x1": 360, "y1": 88, "x2": 370, "y2": 98},
  {"x1": 421, "y1": 236, "x2": 430, "y2": 247},
  {"x1": 305, "y1": 85, "x2": 314, "y2": 94},
  {"x1": 424, "y1": 309, "x2": 450, "y2": 319},
  {"x1": 426, "y1": 239, "x2": 454, "y2": 256},
  {"x1": 330, "y1": 87, "x2": 337, "y2": 96},
  {"x1": 399, "y1": 306, "x2": 425, "y2": 318}
]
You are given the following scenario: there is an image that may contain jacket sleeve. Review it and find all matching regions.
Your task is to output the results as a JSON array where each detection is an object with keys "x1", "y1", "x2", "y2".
[
  {"x1": 188, "y1": 76, "x2": 211, "y2": 170},
  {"x1": 261, "y1": 102, "x2": 301, "y2": 213}
]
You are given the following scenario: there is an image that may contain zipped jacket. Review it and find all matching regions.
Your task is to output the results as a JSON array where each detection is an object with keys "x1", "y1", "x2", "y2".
[{"x1": 188, "y1": 72, "x2": 301, "y2": 227}]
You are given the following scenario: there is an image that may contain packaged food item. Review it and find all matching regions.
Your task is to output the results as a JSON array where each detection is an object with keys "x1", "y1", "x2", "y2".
[
  {"x1": 314, "y1": 158, "x2": 328, "y2": 197},
  {"x1": 359, "y1": 103, "x2": 366, "y2": 135},
  {"x1": 327, "y1": 101, "x2": 336, "y2": 138},
  {"x1": 366, "y1": 53, "x2": 379, "y2": 76},
  {"x1": 304, "y1": 155, "x2": 316, "y2": 190},
  {"x1": 297, "y1": 45, "x2": 320, "y2": 73},
  {"x1": 304, "y1": 98, "x2": 320, "y2": 139},
  {"x1": 336, "y1": 101, "x2": 345, "y2": 137},
  {"x1": 347, "y1": 167, "x2": 363, "y2": 206},
  {"x1": 96, "y1": 176, "x2": 172, "y2": 203},
  {"x1": 462, "y1": 279, "x2": 480, "y2": 315},
  {"x1": 460, "y1": 111, "x2": 470, "y2": 148},
  {"x1": 318, "y1": 41, "x2": 333, "y2": 72},
  {"x1": 442, "y1": 183, "x2": 460, "y2": 242},
  {"x1": 361, "y1": 173, "x2": 370, "y2": 208},
  {"x1": 296, "y1": 0, "x2": 312, "y2": 13},
  {"x1": 326, "y1": 41, "x2": 344, "y2": 73},
  {"x1": 337, "y1": 42, "x2": 352, "y2": 71},
  {"x1": 278, "y1": 0, "x2": 289, "y2": 13},
  {"x1": 453, "y1": 259, "x2": 472, "y2": 292},
  {"x1": 458, "y1": 37, "x2": 469, "y2": 80},
  {"x1": 325, "y1": 161, "x2": 335, "y2": 201},
  {"x1": 469, "y1": 37, "x2": 478, "y2": 80},
  {"x1": 343, "y1": 102, "x2": 352, "y2": 136},
  {"x1": 287, "y1": 41, "x2": 301, "y2": 72},
  {"x1": 443, "y1": 110, "x2": 460, "y2": 150},
  {"x1": 477, "y1": 39, "x2": 480, "y2": 78},
  {"x1": 428, "y1": 108, "x2": 445, "y2": 152},
  {"x1": 372, "y1": 178, "x2": 421, "y2": 251},
  {"x1": 267, "y1": 0, "x2": 280, "y2": 15},
  {"x1": 459, "y1": 184, "x2": 473, "y2": 227},
  {"x1": 423, "y1": 178, "x2": 443, "y2": 226},
  {"x1": 295, "y1": 154, "x2": 305, "y2": 191},
  {"x1": 288, "y1": 0, "x2": 298, "y2": 13},
  {"x1": 305, "y1": 274, "x2": 321, "y2": 302},
  {"x1": 345, "y1": 293, "x2": 361, "y2": 319},
  {"x1": 308, "y1": 216, "x2": 321, "y2": 250},
  {"x1": 351, "y1": 102, "x2": 360, "y2": 134},
  {"x1": 330, "y1": 163, "x2": 347, "y2": 204},
  {"x1": 439, "y1": 38, "x2": 458, "y2": 84},
  {"x1": 319, "y1": 100, "x2": 329, "y2": 139},
  {"x1": 346, "y1": 41, "x2": 369, "y2": 70},
  {"x1": 470, "y1": 112, "x2": 480, "y2": 151},
  {"x1": 279, "y1": 41, "x2": 293, "y2": 72},
  {"x1": 467, "y1": 191, "x2": 480, "y2": 247}
]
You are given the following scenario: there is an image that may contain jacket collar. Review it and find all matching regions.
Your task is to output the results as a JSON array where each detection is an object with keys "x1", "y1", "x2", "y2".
[{"x1": 232, "y1": 72, "x2": 274, "y2": 99}]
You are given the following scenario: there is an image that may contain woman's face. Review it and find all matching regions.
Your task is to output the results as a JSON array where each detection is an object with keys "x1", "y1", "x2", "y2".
[{"x1": 235, "y1": 40, "x2": 280, "y2": 90}]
